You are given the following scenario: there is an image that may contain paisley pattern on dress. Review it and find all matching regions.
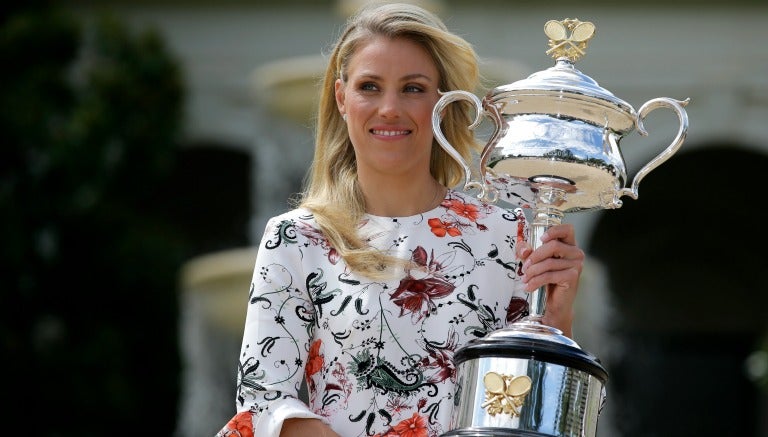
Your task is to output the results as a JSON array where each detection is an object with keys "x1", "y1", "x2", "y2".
[{"x1": 216, "y1": 190, "x2": 530, "y2": 437}]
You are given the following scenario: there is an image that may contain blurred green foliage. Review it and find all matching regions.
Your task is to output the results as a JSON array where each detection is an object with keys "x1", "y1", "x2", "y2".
[{"x1": 1, "y1": 3, "x2": 187, "y2": 434}]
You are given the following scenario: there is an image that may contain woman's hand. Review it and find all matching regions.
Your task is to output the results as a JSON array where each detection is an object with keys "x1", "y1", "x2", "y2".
[
  {"x1": 516, "y1": 223, "x2": 584, "y2": 337},
  {"x1": 280, "y1": 418, "x2": 342, "y2": 437}
]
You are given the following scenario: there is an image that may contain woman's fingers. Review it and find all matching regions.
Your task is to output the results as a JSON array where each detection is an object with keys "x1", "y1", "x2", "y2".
[
  {"x1": 514, "y1": 223, "x2": 583, "y2": 336},
  {"x1": 521, "y1": 260, "x2": 581, "y2": 292},
  {"x1": 519, "y1": 224, "x2": 584, "y2": 292},
  {"x1": 541, "y1": 223, "x2": 577, "y2": 245}
]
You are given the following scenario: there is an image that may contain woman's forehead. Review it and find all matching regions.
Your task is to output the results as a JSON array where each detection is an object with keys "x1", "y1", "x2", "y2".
[{"x1": 345, "y1": 36, "x2": 438, "y2": 79}]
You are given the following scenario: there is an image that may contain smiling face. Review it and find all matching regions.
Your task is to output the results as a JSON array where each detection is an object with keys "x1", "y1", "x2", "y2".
[{"x1": 335, "y1": 36, "x2": 441, "y2": 182}]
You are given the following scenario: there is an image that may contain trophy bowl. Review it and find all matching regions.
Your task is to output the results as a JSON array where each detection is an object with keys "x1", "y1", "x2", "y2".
[{"x1": 433, "y1": 18, "x2": 689, "y2": 437}]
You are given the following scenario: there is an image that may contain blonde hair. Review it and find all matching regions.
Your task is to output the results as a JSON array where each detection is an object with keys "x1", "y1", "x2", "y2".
[{"x1": 297, "y1": 2, "x2": 481, "y2": 278}]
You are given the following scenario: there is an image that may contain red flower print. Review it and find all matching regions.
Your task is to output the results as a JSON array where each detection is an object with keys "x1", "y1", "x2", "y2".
[
  {"x1": 410, "y1": 246, "x2": 445, "y2": 273},
  {"x1": 428, "y1": 345, "x2": 455, "y2": 383},
  {"x1": 447, "y1": 199, "x2": 480, "y2": 221},
  {"x1": 506, "y1": 296, "x2": 529, "y2": 324},
  {"x1": 327, "y1": 247, "x2": 340, "y2": 264},
  {"x1": 411, "y1": 246, "x2": 429, "y2": 267},
  {"x1": 515, "y1": 209, "x2": 526, "y2": 241},
  {"x1": 392, "y1": 412, "x2": 428, "y2": 437},
  {"x1": 305, "y1": 339, "x2": 324, "y2": 379},
  {"x1": 298, "y1": 223, "x2": 339, "y2": 264},
  {"x1": 428, "y1": 217, "x2": 461, "y2": 237},
  {"x1": 385, "y1": 396, "x2": 412, "y2": 415},
  {"x1": 417, "y1": 398, "x2": 427, "y2": 410},
  {"x1": 391, "y1": 275, "x2": 455, "y2": 322},
  {"x1": 219, "y1": 411, "x2": 254, "y2": 437},
  {"x1": 421, "y1": 328, "x2": 459, "y2": 383}
]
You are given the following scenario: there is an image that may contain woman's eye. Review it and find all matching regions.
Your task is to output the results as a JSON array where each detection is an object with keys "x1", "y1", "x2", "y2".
[
  {"x1": 404, "y1": 84, "x2": 424, "y2": 93},
  {"x1": 360, "y1": 82, "x2": 378, "y2": 91}
]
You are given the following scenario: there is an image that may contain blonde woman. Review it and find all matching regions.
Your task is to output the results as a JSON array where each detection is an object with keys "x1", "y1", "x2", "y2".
[{"x1": 217, "y1": 3, "x2": 583, "y2": 437}]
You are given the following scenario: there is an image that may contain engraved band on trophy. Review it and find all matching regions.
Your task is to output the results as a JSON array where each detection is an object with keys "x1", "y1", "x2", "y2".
[{"x1": 432, "y1": 18, "x2": 689, "y2": 437}]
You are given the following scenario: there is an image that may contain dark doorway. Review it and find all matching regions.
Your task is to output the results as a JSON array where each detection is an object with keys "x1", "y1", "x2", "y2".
[
  {"x1": 164, "y1": 142, "x2": 253, "y2": 258},
  {"x1": 589, "y1": 144, "x2": 768, "y2": 436}
]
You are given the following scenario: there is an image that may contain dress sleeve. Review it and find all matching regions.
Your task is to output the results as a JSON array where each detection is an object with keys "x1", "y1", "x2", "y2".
[{"x1": 214, "y1": 215, "x2": 326, "y2": 437}]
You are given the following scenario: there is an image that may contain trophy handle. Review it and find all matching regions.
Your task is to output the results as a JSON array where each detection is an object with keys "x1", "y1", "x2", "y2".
[
  {"x1": 432, "y1": 90, "x2": 498, "y2": 202},
  {"x1": 618, "y1": 97, "x2": 690, "y2": 201}
]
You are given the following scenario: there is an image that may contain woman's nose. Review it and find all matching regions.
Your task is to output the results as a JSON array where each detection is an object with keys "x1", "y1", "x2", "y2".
[{"x1": 378, "y1": 91, "x2": 401, "y2": 118}]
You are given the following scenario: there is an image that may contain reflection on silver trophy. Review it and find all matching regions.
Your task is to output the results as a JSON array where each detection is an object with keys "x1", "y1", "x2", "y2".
[{"x1": 433, "y1": 18, "x2": 689, "y2": 437}]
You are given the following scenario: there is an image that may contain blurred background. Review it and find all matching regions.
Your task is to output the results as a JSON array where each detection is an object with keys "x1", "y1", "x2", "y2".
[{"x1": 2, "y1": 0, "x2": 767, "y2": 436}]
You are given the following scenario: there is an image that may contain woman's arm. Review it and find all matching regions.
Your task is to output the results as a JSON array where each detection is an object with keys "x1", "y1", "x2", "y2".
[{"x1": 280, "y1": 418, "x2": 342, "y2": 437}]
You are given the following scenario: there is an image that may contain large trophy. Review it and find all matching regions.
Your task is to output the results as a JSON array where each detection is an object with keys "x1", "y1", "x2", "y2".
[{"x1": 432, "y1": 19, "x2": 689, "y2": 437}]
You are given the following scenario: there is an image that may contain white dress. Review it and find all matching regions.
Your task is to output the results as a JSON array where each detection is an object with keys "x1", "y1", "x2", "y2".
[{"x1": 216, "y1": 189, "x2": 531, "y2": 437}]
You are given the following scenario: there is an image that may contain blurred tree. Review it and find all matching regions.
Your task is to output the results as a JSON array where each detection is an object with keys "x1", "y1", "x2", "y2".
[{"x1": 1, "y1": 3, "x2": 186, "y2": 434}]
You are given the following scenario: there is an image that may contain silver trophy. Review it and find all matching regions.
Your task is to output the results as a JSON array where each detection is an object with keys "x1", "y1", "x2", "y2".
[{"x1": 432, "y1": 18, "x2": 689, "y2": 437}]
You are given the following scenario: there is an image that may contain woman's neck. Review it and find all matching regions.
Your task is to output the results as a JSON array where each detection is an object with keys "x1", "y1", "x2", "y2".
[{"x1": 360, "y1": 175, "x2": 446, "y2": 217}]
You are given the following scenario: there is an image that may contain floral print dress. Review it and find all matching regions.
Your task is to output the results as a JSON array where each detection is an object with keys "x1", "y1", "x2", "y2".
[{"x1": 216, "y1": 189, "x2": 532, "y2": 437}]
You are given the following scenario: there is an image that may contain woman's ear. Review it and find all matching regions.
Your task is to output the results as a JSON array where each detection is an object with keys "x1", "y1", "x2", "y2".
[{"x1": 335, "y1": 78, "x2": 345, "y2": 115}]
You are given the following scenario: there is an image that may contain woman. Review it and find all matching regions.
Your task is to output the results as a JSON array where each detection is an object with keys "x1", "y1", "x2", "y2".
[{"x1": 216, "y1": 3, "x2": 584, "y2": 437}]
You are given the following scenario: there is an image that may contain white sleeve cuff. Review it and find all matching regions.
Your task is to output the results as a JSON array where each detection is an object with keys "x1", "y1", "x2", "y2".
[{"x1": 253, "y1": 397, "x2": 327, "y2": 437}]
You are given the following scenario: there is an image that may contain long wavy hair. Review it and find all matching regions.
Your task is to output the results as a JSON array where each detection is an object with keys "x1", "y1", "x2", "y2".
[{"x1": 296, "y1": 2, "x2": 481, "y2": 278}]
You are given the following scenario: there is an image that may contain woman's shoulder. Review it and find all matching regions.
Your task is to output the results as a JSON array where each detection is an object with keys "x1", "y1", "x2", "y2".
[
  {"x1": 261, "y1": 207, "x2": 319, "y2": 234},
  {"x1": 257, "y1": 207, "x2": 329, "y2": 253},
  {"x1": 267, "y1": 207, "x2": 315, "y2": 224}
]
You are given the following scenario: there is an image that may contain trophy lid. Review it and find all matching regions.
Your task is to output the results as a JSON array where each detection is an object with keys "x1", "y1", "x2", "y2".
[
  {"x1": 487, "y1": 18, "x2": 636, "y2": 133},
  {"x1": 453, "y1": 320, "x2": 608, "y2": 381}
]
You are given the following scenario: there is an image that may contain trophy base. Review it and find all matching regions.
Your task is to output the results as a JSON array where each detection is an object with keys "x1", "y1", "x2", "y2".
[{"x1": 445, "y1": 321, "x2": 608, "y2": 437}]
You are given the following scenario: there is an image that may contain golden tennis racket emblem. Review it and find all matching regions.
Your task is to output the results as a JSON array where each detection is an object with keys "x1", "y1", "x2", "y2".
[
  {"x1": 545, "y1": 18, "x2": 596, "y2": 61},
  {"x1": 480, "y1": 371, "x2": 533, "y2": 417}
]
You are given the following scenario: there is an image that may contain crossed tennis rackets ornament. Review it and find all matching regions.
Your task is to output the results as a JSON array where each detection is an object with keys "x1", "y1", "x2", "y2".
[{"x1": 545, "y1": 18, "x2": 596, "y2": 62}]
